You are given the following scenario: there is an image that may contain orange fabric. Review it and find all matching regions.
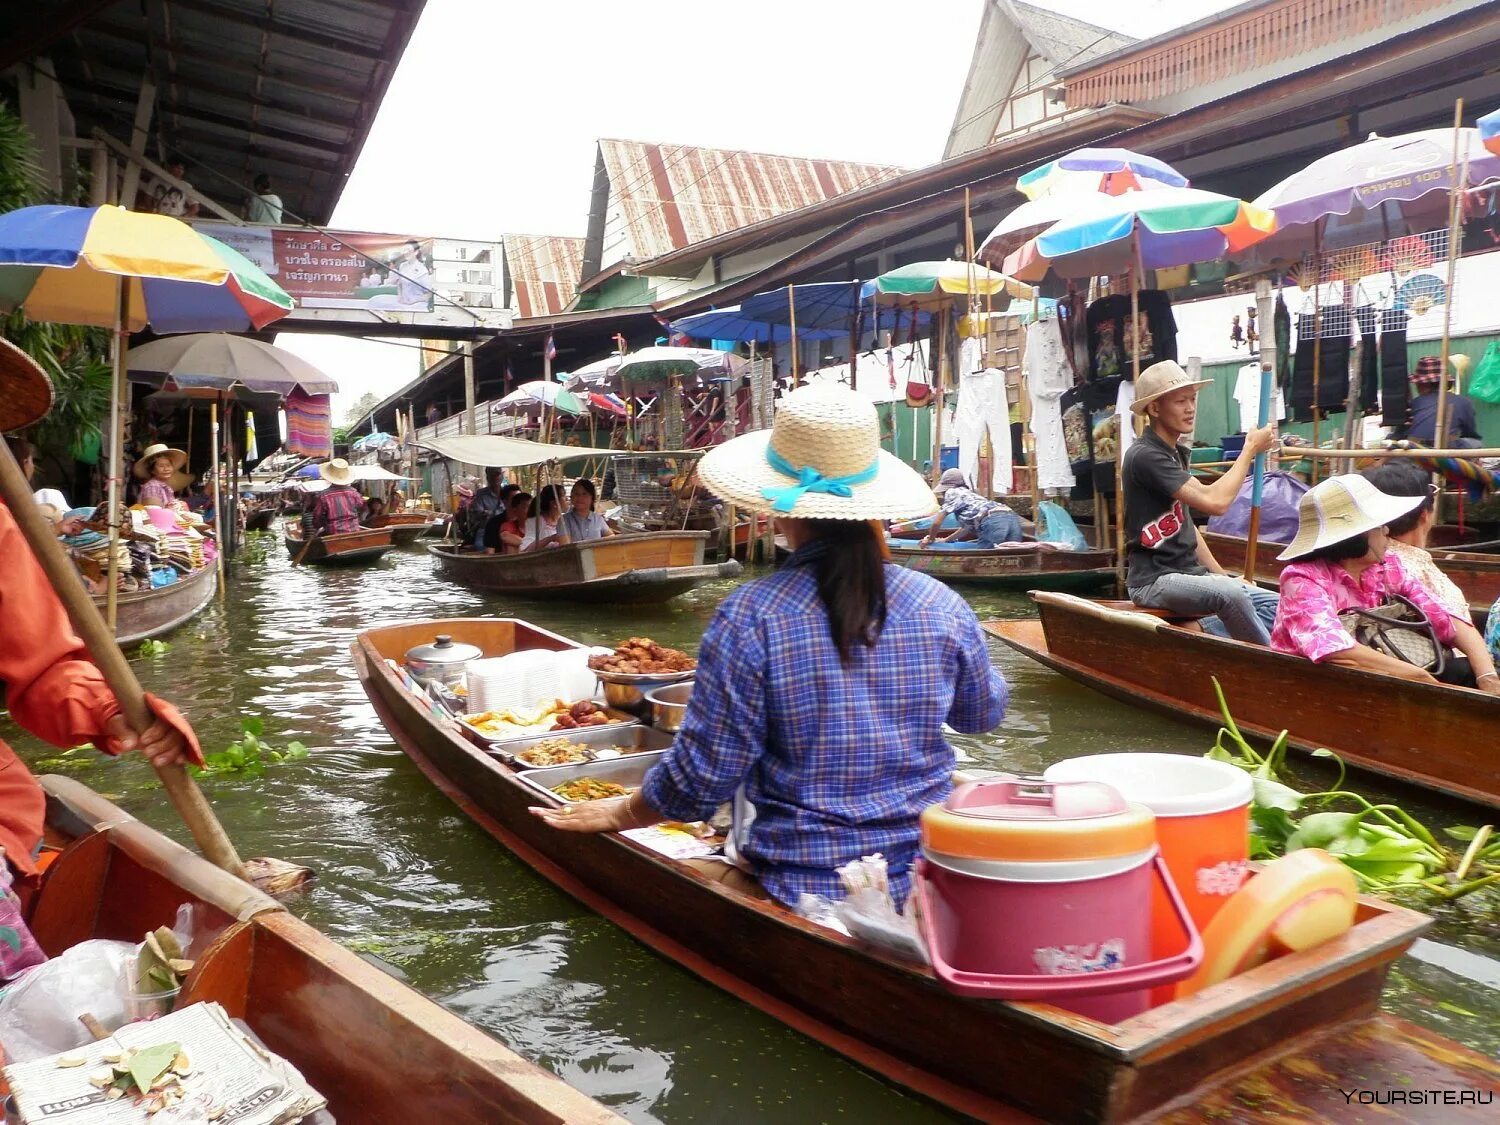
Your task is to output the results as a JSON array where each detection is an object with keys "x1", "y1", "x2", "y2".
[{"x1": 0, "y1": 502, "x2": 120, "y2": 878}]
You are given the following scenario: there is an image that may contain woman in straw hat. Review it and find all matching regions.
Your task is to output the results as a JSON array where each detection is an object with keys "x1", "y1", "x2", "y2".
[
  {"x1": 1403, "y1": 355, "x2": 1482, "y2": 449},
  {"x1": 302, "y1": 458, "x2": 365, "y2": 538},
  {"x1": 534, "y1": 385, "x2": 1008, "y2": 907},
  {"x1": 0, "y1": 340, "x2": 203, "y2": 979},
  {"x1": 133, "y1": 442, "x2": 188, "y2": 508},
  {"x1": 1123, "y1": 360, "x2": 1279, "y2": 643},
  {"x1": 1270, "y1": 474, "x2": 1498, "y2": 693}
]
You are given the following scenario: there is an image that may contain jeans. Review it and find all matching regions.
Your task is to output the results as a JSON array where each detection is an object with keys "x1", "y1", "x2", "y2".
[
  {"x1": 1129, "y1": 572, "x2": 1274, "y2": 645},
  {"x1": 977, "y1": 510, "x2": 1024, "y2": 548}
]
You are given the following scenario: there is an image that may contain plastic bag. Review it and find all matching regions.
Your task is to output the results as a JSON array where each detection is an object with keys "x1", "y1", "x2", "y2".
[
  {"x1": 1470, "y1": 341, "x2": 1500, "y2": 405},
  {"x1": 794, "y1": 856, "x2": 928, "y2": 964},
  {"x1": 1035, "y1": 500, "x2": 1088, "y2": 551}
]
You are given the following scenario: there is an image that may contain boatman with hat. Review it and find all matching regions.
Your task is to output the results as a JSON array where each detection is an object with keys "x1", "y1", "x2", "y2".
[
  {"x1": 302, "y1": 458, "x2": 365, "y2": 538},
  {"x1": 0, "y1": 339, "x2": 203, "y2": 980},
  {"x1": 1404, "y1": 355, "x2": 1483, "y2": 449},
  {"x1": 1122, "y1": 360, "x2": 1279, "y2": 643}
]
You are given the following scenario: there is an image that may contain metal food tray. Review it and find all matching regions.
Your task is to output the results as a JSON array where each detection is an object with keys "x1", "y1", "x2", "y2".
[
  {"x1": 590, "y1": 667, "x2": 696, "y2": 686},
  {"x1": 517, "y1": 750, "x2": 668, "y2": 806},
  {"x1": 495, "y1": 724, "x2": 673, "y2": 767},
  {"x1": 456, "y1": 708, "x2": 639, "y2": 749}
]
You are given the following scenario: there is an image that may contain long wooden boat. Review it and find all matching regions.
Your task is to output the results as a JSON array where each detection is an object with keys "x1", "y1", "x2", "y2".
[
  {"x1": 986, "y1": 592, "x2": 1500, "y2": 808},
  {"x1": 1203, "y1": 530, "x2": 1498, "y2": 626},
  {"x1": 375, "y1": 512, "x2": 439, "y2": 547},
  {"x1": 95, "y1": 562, "x2": 217, "y2": 646},
  {"x1": 24, "y1": 774, "x2": 619, "y2": 1125},
  {"x1": 353, "y1": 617, "x2": 1500, "y2": 1122},
  {"x1": 428, "y1": 531, "x2": 740, "y2": 604},
  {"x1": 888, "y1": 541, "x2": 1117, "y2": 592},
  {"x1": 243, "y1": 505, "x2": 278, "y2": 532},
  {"x1": 284, "y1": 524, "x2": 394, "y2": 567}
]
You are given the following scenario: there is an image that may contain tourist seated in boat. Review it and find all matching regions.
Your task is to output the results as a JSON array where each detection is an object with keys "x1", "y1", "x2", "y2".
[
  {"x1": 917, "y1": 469, "x2": 1024, "y2": 548},
  {"x1": 467, "y1": 467, "x2": 510, "y2": 549},
  {"x1": 534, "y1": 385, "x2": 1009, "y2": 908},
  {"x1": 1361, "y1": 461, "x2": 1470, "y2": 623},
  {"x1": 479, "y1": 484, "x2": 519, "y2": 552},
  {"x1": 559, "y1": 478, "x2": 614, "y2": 542},
  {"x1": 1402, "y1": 356, "x2": 1483, "y2": 449},
  {"x1": 363, "y1": 495, "x2": 388, "y2": 525},
  {"x1": 1270, "y1": 474, "x2": 1499, "y2": 694},
  {"x1": 134, "y1": 442, "x2": 188, "y2": 508},
  {"x1": 521, "y1": 484, "x2": 568, "y2": 551},
  {"x1": 486, "y1": 490, "x2": 531, "y2": 555},
  {"x1": 1123, "y1": 361, "x2": 1279, "y2": 643},
  {"x1": 1488, "y1": 597, "x2": 1499, "y2": 664},
  {"x1": 302, "y1": 458, "x2": 365, "y2": 537}
]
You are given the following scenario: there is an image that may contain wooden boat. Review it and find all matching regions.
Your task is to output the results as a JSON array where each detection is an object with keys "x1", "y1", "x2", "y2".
[
  {"x1": 888, "y1": 541, "x2": 1117, "y2": 592},
  {"x1": 353, "y1": 617, "x2": 1500, "y2": 1122},
  {"x1": 419, "y1": 514, "x2": 451, "y2": 538},
  {"x1": 26, "y1": 774, "x2": 619, "y2": 1125},
  {"x1": 375, "y1": 511, "x2": 439, "y2": 547},
  {"x1": 283, "y1": 524, "x2": 395, "y2": 567},
  {"x1": 986, "y1": 592, "x2": 1500, "y2": 808},
  {"x1": 242, "y1": 504, "x2": 278, "y2": 532},
  {"x1": 428, "y1": 531, "x2": 740, "y2": 604},
  {"x1": 1204, "y1": 530, "x2": 1498, "y2": 626},
  {"x1": 96, "y1": 562, "x2": 217, "y2": 646}
]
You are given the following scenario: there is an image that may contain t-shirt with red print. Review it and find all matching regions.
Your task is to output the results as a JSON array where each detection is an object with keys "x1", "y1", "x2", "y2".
[{"x1": 1123, "y1": 427, "x2": 1205, "y2": 588}]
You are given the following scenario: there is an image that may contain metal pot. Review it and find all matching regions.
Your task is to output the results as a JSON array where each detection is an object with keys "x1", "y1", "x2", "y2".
[
  {"x1": 643, "y1": 681, "x2": 694, "y2": 733},
  {"x1": 404, "y1": 633, "x2": 483, "y2": 687}
]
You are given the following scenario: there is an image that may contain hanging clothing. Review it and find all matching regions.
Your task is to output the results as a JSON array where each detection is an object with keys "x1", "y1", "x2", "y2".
[
  {"x1": 1024, "y1": 319, "x2": 1074, "y2": 492},
  {"x1": 955, "y1": 368, "x2": 1013, "y2": 497},
  {"x1": 1058, "y1": 290, "x2": 1089, "y2": 385},
  {"x1": 1085, "y1": 291, "x2": 1178, "y2": 381},
  {"x1": 1380, "y1": 309, "x2": 1410, "y2": 427},
  {"x1": 1354, "y1": 306, "x2": 1379, "y2": 415},
  {"x1": 1087, "y1": 375, "x2": 1125, "y2": 496},
  {"x1": 1231, "y1": 363, "x2": 1287, "y2": 433},
  {"x1": 284, "y1": 390, "x2": 333, "y2": 458},
  {"x1": 1116, "y1": 378, "x2": 1138, "y2": 458},
  {"x1": 1289, "y1": 315, "x2": 1350, "y2": 422},
  {"x1": 1061, "y1": 384, "x2": 1092, "y2": 475}
]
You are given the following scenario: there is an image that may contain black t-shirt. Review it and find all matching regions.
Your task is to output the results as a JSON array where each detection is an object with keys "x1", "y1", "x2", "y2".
[{"x1": 1122, "y1": 428, "x2": 1204, "y2": 588}]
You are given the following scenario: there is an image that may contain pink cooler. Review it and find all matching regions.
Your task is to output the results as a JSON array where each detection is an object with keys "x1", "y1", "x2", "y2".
[{"x1": 917, "y1": 776, "x2": 1202, "y2": 1023}]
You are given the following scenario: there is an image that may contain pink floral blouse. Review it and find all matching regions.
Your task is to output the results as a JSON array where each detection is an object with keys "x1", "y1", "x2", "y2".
[
  {"x1": 1271, "y1": 554, "x2": 1458, "y2": 664},
  {"x1": 138, "y1": 478, "x2": 176, "y2": 507}
]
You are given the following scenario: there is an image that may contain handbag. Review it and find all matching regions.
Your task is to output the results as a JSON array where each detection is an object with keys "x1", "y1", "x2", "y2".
[{"x1": 1337, "y1": 595, "x2": 1446, "y2": 676}]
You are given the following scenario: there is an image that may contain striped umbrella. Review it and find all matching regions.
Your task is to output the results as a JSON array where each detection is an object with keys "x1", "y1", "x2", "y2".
[
  {"x1": 861, "y1": 260, "x2": 1033, "y2": 310},
  {"x1": 1017, "y1": 147, "x2": 1187, "y2": 200},
  {"x1": 1482, "y1": 107, "x2": 1500, "y2": 157}
]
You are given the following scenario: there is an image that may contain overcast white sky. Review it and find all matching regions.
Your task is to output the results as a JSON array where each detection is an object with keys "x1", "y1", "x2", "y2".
[{"x1": 278, "y1": 0, "x2": 1243, "y2": 420}]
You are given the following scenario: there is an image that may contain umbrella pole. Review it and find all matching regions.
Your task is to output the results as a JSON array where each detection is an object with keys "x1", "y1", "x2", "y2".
[
  {"x1": 1309, "y1": 224, "x2": 1324, "y2": 484},
  {"x1": 933, "y1": 308, "x2": 947, "y2": 484},
  {"x1": 211, "y1": 398, "x2": 226, "y2": 602},
  {"x1": 1435, "y1": 97, "x2": 1467, "y2": 524},
  {"x1": 1117, "y1": 236, "x2": 1143, "y2": 586},
  {"x1": 1244, "y1": 279, "x2": 1279, "y2": 584},
  {"x1": 105, "y1": 278, "x2": 128, "y2": 630},
  {"x1": 789, "y1": 286, "x2": 799, "y2": 389},
  {"x1": 848, "y1": 280, "x2": 860, "y2": 392}
]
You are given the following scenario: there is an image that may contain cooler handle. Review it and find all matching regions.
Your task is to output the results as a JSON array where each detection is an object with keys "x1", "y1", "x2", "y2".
[
  {"x1": 916, "y1": 856, "x2": 1204, "y2": 1000},
  {"x1": 947, "y1": 776, "x2": 1128, "y2": 819}
]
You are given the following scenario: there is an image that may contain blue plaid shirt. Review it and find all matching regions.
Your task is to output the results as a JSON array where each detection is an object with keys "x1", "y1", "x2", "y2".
[{"x1": 641, "y1": 553, "x2": 1007, "y2": 907}]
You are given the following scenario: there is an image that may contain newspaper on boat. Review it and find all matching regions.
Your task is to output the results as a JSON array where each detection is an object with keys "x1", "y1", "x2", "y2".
[{"x1": 3, "y1": 1001, "x2": 326, "y2": 1124}]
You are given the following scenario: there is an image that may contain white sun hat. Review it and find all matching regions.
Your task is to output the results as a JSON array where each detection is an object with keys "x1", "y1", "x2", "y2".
[
  {"x1": 1130, "y1": 359, "x2": 1213, "y2": 414},
  {"x1": 318, "y1": 457, "x2": 356, "y2": 485},
  {"x1": 1277, "y1": 473, "x2": 1426, "y2": 561},
  {"x1": 698, "y1": 384, "x2": 937, "y2": 521}
]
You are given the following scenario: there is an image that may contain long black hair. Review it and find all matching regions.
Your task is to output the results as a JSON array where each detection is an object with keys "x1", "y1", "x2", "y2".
[{"x1": 805, "y1": 519, "x2": 888, "y2": 665}]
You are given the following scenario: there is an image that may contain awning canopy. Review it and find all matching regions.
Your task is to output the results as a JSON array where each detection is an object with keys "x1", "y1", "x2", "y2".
[{"x1": 418, "y1": 434, "x2": 617, "y2": 467}]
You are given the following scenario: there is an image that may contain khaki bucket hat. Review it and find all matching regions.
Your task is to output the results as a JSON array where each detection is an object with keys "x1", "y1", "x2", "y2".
[{"x1": 1130, "y1": 360, "x2": 1213, "y2": 414}]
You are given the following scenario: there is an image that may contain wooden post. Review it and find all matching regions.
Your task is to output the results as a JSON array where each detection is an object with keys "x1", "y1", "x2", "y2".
[
  {"x1": 789, "y1": 286, "x2": 800, "y2": 388},
  {"x1": 1244, "y1": 279, "x2": 1279, "y2": 584},
  {"x1": 117, "y1": 77, "x2": 155, "y2": 210},
  {"x1": 463, "y1": 341, "x2": 477, "y2": 436},
  {"x1": 1309, "y1": 225, "x2": 1324, "y2": 483},
  {"x1": 1117, "y1": 232, "x2": 1144, "y2": 584},
  {"x1": 1434, "y1": 97, "x2": 1467, "y2": 522},
  {"x1": 848, "y1": 278, "x2": 861, "y2": 392},
  {"x1": 104, "y1": 278, "x2": 128, "y2": 630},
  {"x1": 210, "y1": 399, "x2": 226, "y2": 601},
  {"x1": 1339, "y1": 338, "x2": 1365, "y2": 473},
  {"x1": 933, "y1": 308, "x2": 947, "y2": 484}
]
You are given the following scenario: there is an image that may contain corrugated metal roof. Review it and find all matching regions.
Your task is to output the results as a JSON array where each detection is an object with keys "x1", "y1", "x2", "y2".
[
  {"x1": 3, "y1": 0, "x2": 425, "y2": 225},
  {"x1": 503, "y1": 234, "x2": 585, "y2": 319},
  {"x1": 597, "y1": 138, "x2": 904, "y2": 265}
]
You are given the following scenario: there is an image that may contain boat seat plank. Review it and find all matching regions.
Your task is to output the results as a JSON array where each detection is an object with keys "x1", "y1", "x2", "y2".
[{"x1": 1093, "y1": 599, "x2": 1209, "y2": 622}]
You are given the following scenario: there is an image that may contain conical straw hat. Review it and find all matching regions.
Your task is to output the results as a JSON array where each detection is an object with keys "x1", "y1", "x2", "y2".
[
  {"x1": 0, "y1": 338, "x2": 53, "y2": 433},
  {"x1": 1278, "y1": 474, "x2": 1426, "y2": 561}
]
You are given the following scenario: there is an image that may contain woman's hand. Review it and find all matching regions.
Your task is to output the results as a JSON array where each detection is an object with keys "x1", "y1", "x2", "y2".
[
  {"x1": 1477, "y1": 671, "x2": 1500, "y2": 697},
  {"x1": 530, "y1": 793, "x2": 656, "y2": 834},
  {"x1": 101, "y1": 713, "x2": 193, "y2": 768},
  {"x1": 918, "y1": 535, "x2": 934, "y2": 548}
]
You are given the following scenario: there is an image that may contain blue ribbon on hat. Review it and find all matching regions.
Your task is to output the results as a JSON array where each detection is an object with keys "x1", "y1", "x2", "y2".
[{"x1": 760, "y1": 445, "x2": 879, "y2": 513}]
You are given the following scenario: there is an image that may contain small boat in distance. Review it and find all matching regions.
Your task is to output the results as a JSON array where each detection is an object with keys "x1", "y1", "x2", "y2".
[
  {"x1": 375, "y1": 511, "x2": 441, "y2": 547},
  {"x1": 887, "y1": 540, "x2": 1117, "y2": 592},
  {"x1": 428, "y1": 531, "x2": 740, "y2": 603},
  {"x1": 31, "y1": 774, "x2": 620, "y2": 1125},
  {"x1": 986, "y1": 591, "x2": 1500, "y2": 807},
  {"x1": 284, "y1": 524, "x2": 395, "y2": 567},
  {"x1": 243, "y1": 504, "x2": 278, "y2": 532},
  {"x1": 94, "y1": 562, "x2": 217, "y2": 645}
]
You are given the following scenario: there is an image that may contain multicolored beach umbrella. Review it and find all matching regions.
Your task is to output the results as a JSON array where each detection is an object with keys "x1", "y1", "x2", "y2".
[
  {"x1": 1478, "y1": 107, "x2": 1500, "y2": 157},
  {"x1": 1016, "y1": 148, "x2": 1188, "y2": 201},
  {"x1": 861, "y1": 260, "x2": 1033, "y2": 310},
  {"x1": 1004, "y1": 188, "x2": 1277, "y2": 282},
  {"x1": 0, "y1": 204, "x2": 293, "y2": 332}
]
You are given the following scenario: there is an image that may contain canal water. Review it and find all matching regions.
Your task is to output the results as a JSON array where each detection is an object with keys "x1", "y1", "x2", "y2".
[{"x1": 7, "y1": 533, "x2": 1500, "y2": 1122}]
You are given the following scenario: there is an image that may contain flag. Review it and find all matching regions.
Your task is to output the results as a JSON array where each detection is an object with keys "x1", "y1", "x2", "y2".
[
  {"x1": 544, "y1": 334, "x2": 557, "y2": 362},
  {"x1": 245, "y1": 412, "x2": 257, "y2": 461}
]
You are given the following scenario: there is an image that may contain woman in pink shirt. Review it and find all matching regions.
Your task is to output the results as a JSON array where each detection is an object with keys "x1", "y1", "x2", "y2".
[
  {"x1": 133, "y1": 443, "x2": 186, "y2": 508},
  {"x1": 1271, "y1": 474, "x2": 1499, "y2": 693}
]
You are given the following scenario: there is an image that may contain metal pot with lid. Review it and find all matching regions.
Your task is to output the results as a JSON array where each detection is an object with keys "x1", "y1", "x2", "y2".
[{"x1": 405, "y1": 634, "x2": 483, "y2": 687}]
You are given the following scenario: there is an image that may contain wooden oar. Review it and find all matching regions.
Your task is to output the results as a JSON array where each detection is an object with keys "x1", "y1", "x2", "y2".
[
  {"x1": 1242, "y1": 356, "x2": 1276, "y2": 584},
  {"x1": 291, "y1": 525, "x2": 321, "y2": 566},
  {"x1": 0, "y1": 440, "x2": 310, "y2": 895}
]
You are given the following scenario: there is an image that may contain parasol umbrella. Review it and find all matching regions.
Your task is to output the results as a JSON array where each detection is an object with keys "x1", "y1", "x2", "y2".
[
  {"x1": 564, "y1": 352, "x2": 625, "y2": 388},
  {"x1": 126, "y1": 333, "x2": 338, "y2": 396},
  {"x1": 614, "y1": 345, "x2": 746, "y2": 382},
  {"x1": 494, "y1": 380, "x2": 584, "y2": 416},
  {"x1": 587, "y1": 391, "x2": 628, "y2": 416},
  {"x1": 1482, "y1": 107, "x2": 1500, "y2": 157},
  {"x1": 979, "y1": 190, "x2": 1153, "y2": 268},
  {"x1": 670, "y1": 305, "x2": 839, "y2": 345},
  {"x1": 1016, "y1": 147, "x2": 1188, "y2": 200},
  {"x1": 861, "y1": 260, "x2": 1033, "y2": 310}
]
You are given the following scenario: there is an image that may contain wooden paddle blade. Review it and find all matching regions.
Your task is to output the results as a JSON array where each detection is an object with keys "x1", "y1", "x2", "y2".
[{"x1": 241, "y1": 856, "x2": 314, "y2": 898}]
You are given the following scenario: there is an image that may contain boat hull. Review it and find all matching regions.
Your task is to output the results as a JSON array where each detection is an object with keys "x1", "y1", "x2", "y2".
[
  {"x1": 30, "y1": 775, "x2": 619, "y2": 1125},
  {"x1": 888, "y1": 543, "x2": 1117, "y2": 591},
  {"x1": 243, "y1": 507, "x2": 277, "y2": 532},
  {"x1": 986, "y1": 592, "x2": 1500, "y2": 807},
  {"x1": 428, "y1": 532, "x2": 738, "y2": 603},
  {"x1": 284, "y1": 526, "x2": 395, "y2": 566},
  {"x1": 97, "y1": 562, "x2": 216, "y2": 646},
  {"x1": 352, "y1": 617, "x2": 1471, "y2": 1123}
]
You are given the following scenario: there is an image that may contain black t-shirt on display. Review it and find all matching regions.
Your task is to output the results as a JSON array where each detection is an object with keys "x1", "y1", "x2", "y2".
[{"x1": 1122, "y1": 427, "x2": 1205, "y2": 588}]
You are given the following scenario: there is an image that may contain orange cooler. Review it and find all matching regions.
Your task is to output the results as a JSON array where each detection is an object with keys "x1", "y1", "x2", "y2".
[{"x1": 1044, "y1": 754, "x2": 1252, "y2": 959}]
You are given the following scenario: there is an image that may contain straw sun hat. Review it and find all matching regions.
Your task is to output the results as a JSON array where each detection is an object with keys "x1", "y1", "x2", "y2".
[
  {"x1": 1277, "y1": 474, "x2": 1426, "y2": 562},
  {"x1": 318, "y1": 458, "x2": 355, "y2": 485},
  {"x1": 698, "y1": 384, "x2": 937, "y2": 521},
  {"x1": 1130, "y1": 360, "x2": 1212, "y2": 414},
  {"x1": 133, "y1": 442, "x2": 188, "y2": 480},
  {"x1": 0, "y1": 337, "x2": 53, "y2": 433}
]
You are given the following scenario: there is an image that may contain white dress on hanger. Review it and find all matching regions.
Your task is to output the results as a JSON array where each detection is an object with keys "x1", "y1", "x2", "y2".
[{"x1": 1024, "y1": 318, "x2": 1074, "y2": 492}]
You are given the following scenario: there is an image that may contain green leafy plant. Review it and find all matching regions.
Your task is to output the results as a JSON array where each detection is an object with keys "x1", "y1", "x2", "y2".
[
  {"x1": 137, "y1": 639, "x2": 172, "y2": 658},
  {"x1": 1206, "y1": 678, "x2": 1497, "y2": 900},
  {"x1": 193, "y1": 716, "x2": 309, "y2": 778}
]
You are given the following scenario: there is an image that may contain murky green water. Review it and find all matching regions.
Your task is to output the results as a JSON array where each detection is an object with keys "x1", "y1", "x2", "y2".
[{"x1": 6, "y1": 531, "x2": 1499, "y2": 1121}]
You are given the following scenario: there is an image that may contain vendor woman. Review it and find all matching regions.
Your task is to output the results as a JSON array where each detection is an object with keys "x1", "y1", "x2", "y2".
[
  {"x1": 536, "y1": 385, "x2": 1008, "y2": 906},
  {"x1": 134, "y1": 443, "x2": 188, "y2": 507}
]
